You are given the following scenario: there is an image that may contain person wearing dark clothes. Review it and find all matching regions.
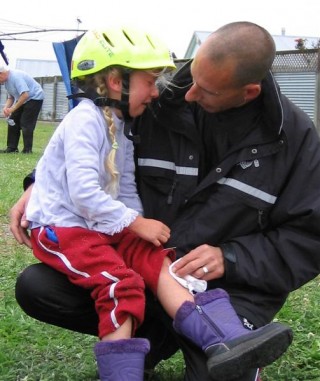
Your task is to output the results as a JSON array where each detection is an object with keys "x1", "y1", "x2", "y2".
[{"x1": 11, "y1": 22, "x2": 320, "y2": 381}]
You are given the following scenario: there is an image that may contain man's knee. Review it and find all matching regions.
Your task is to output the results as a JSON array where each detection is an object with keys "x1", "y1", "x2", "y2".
[
  {"x1": 15, "y1": 263, "x2": 49, "y2": 314},
  {"x1": 15, "y1": 263, "x2": 99, "y2": 335}
]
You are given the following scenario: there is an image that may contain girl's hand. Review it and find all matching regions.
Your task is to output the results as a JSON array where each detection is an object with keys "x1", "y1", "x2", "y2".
[
  {"x1": 128, "y1": 215, "x2": 170, "y2": 246},
  {"x1": 9, "y1": 186, "x2": 33, "y2": 248}
]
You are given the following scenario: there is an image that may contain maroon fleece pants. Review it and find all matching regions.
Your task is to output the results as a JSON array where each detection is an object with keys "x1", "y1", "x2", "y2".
[{"x1": 31, "y1": 226, "x2": 174, "y2": 338}]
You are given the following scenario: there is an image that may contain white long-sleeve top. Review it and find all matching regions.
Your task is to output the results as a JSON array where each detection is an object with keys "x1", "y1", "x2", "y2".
[{"x1": 26, "y1": 98, "x2": 143, "y2": 235}]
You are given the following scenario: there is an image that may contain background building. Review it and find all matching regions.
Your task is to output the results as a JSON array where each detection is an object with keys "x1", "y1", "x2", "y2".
[
  {"x1": 0, "y1": 31, "x2": 319, "y2": 131},
  {"x1": 184, "y1": 29, "x2": 320, "y2": 58}
]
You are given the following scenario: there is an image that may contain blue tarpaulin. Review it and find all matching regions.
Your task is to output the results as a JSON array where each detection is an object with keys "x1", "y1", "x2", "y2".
[
  {"x1": 0, "y1": 40, "x2": 9, "y2": 65},
  {"x1": 52, "y1": 34, "x2": 84, "y2": 109}
]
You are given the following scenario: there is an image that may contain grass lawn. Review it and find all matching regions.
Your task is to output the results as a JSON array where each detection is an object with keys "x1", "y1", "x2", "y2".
[{"x1": 0, "y1": 119, "x2": 319, "y2": 380}]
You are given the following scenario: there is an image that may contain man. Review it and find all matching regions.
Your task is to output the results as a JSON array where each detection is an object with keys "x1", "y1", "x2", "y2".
[
  {"x1": 0, "y1": 65, "x2": 44, "y2": 153},
  {"x1": 11, "y1": 22, "x2": 320, "y2": 381}
]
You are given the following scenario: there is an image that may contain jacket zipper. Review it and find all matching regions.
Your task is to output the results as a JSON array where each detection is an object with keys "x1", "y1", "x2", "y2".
[
  {"x1": 258, "y1": 209, "x2": 264, "y2": 229},
  {"x1": 167, "y1": 179, "x2": 177, "y2": 205}
]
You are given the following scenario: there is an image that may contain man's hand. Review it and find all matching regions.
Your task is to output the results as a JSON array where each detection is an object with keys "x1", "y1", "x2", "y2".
[
  {"x1": 171, "y1": 244, "x2": 225, "y2": 281},
  {"x1": 3, "y1": 107, "x2": 11, "y2": 118},
  {"x1": 9, "y1": 186, "x2": 33, "y2": 248}
]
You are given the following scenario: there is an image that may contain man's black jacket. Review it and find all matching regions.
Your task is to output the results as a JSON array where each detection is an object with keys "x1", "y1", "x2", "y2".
[{"x1": 134, "y1": 61, "x2": 320, "y2": 327}]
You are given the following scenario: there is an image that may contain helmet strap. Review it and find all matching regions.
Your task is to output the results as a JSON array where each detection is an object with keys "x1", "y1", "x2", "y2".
[
  {"x1": 119, "y1": 70, "x2": 131, "y2": 121},
  {"x1": 119, "y1": 71, "x2": 140, "y2": 144},
  {"x1": 68, "y1": 73, "x2": 140, "y2": 144}
]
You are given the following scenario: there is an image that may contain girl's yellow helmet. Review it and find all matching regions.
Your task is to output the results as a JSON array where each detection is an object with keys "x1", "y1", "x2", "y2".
[{"x1": 71, "y1": 27, "x2": 176, "y2": 79}]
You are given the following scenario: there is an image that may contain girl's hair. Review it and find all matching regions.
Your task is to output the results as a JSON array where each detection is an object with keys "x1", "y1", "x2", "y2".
[
  {"x1": 76, "y1": 67, "x2": 122, "y2": 197},
  {"x1": 95, "y1": 67, "x2": 121, "y2": 197}
]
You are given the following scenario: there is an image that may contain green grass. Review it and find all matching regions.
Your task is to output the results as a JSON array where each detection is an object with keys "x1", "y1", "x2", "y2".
[{"x1": 0, "y1": 119, "x2": 319, "y2": 380}]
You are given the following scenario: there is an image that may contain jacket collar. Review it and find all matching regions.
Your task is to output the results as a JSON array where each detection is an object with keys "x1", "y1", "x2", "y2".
[
  {"x1": 161, "y1": 62, "x2": 284, "y2": 138},
  {"x1": 260, "y1": 71, "x2": 284, "y2": 136}
]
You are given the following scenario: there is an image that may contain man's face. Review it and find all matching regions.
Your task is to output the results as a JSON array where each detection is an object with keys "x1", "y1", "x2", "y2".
[{"x1": 185, "y1": 51, "x2": 247, "y2": 113}]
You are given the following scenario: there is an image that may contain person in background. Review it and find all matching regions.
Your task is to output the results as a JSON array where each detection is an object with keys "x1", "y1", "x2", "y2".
[
  {"x1": 11, "y1": 21, "x2": 320, "y2": 381},
  {"x1": 0, "y1": 65, "x2": 44, "y2": 153}
]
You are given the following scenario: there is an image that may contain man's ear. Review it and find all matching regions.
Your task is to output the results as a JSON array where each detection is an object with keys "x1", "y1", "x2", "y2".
[
  {"x1": 244, "y1": 83, "x2": 261, "y2": 101},
  {"x1": 107, "y1": 73, "x2": 122, "y2": 92}
]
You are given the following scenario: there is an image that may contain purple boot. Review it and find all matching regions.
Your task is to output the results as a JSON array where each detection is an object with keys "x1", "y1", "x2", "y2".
[
  {"x1": 173, "y1": 289, "x2": 293, "y2": 381},
  {"x1": 94, "y1": 338, "x2": 150, "y2": 381}
]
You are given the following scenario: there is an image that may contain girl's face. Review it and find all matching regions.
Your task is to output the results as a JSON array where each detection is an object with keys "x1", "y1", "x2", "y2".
[{"x1": 128, "y1": 70, "x2": 160, "y2": 117}]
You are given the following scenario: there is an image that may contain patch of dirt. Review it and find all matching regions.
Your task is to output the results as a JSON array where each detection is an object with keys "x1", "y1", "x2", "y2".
[{"x1": 0, "y1": 216, "x2": 19, "y2": 256}]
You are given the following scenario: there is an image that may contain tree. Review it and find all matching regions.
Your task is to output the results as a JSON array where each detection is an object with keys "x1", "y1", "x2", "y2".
[
  {"x1": 295, "y1": 38, "x2": 307, "y2": 50},
  {"x1": 295, "y1": 38, "x2": 320, "y2": 50}
]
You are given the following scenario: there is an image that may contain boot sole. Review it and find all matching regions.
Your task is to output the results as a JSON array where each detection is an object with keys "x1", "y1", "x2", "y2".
[{"x1": 206, "y1": 323, "x2": 293, "y2": 381}]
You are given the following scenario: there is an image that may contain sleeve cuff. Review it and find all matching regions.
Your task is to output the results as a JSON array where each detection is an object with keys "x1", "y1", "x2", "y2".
[
  {"x1": 221, "y1": 243, "x2": 237, "y2": 279},
  {"x1": 23, "y1": 169, "x2": 36, "y2": 190}
]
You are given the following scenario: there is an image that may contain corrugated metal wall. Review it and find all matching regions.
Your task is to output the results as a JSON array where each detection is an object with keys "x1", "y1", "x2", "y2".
[
  {"x1": 272, "y1": 49, "x2": 319, "y2": 131},
  {"x1": 40, "y1": 80, "x2": 56, "y2": 121},
  {"x1": 273, "y1": 72, "x2": 317, "y2": 121},
  {"x1": 56, "y1": 81, "x2": 69, "y2": 120},
  {"x1": 0, "y1": 85, "x2": 7, "y2": 109}
]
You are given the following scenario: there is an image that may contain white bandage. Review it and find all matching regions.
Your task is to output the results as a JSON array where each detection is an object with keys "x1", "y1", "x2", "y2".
[{"x1": 169, "y1": 258, "x2": 207, "y2": 294}]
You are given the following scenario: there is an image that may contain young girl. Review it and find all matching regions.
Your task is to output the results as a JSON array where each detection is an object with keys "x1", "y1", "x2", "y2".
[{"x1": 26, "y1": 27, "x2": 292, "y2": 381}]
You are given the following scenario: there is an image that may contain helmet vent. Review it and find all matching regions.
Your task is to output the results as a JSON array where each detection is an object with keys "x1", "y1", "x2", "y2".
[
  {"x1": 122, "y1": 30, "x2": 135, "y2": 46},
  {"x1": 102, "y1": 33, "x2": 115, "y2": 47},
  {"x1": 146, "y1": 35, "x2": 156, "y2": 49}
]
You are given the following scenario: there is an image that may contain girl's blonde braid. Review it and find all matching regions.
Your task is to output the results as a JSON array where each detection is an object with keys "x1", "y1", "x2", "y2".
[{"x1": 95, "y1": 70, "x2": 120, "y2": 197}]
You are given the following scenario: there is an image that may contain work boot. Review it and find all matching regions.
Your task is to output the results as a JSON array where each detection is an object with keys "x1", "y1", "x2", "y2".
[
  {"x1": 0, "y1": 147, "x2": 19, "y2": 153},
  {"x1": 173, "y1": 289, "x2": 293, "y2": 381},
  {"x1": 94, "y1": 338, "x2": 150, "y2": 381}
]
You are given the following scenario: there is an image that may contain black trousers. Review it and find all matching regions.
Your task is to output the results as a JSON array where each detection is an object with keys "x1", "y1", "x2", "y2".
[
  {"x1": 7, "y1": 99, "x2": 43, "y2": 152},
  {"x1": 15, "y1": 263, "x2": 260, "y2": 381}
]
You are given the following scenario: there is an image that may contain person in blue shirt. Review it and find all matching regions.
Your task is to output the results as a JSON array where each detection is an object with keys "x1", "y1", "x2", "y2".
[{"x1": 0, "y1": 65, "x2": 44, "y2": 153}]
